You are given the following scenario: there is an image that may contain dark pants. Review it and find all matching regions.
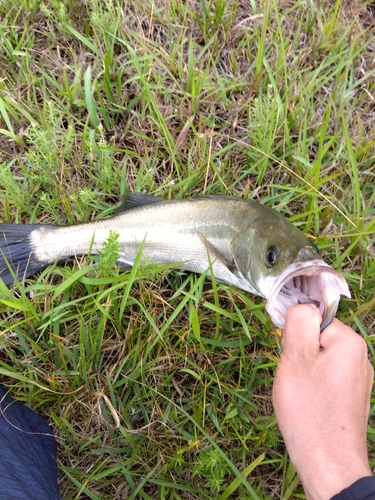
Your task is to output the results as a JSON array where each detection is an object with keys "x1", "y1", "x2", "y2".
[{"x1": 0, "y1": 384, "x2": 60, "y2": 499}]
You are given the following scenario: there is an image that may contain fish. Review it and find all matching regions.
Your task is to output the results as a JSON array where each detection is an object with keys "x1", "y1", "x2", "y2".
[{"x1": 0, "y1": 193, "x2": 350, "y2": 330}]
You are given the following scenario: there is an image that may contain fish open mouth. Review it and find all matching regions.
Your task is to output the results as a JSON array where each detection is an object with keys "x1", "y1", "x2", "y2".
[{"x1": 266, "y1": 260, "x2": 351, "y2": 331}]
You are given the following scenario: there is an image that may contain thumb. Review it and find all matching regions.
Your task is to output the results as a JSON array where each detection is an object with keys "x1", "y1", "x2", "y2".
[{"x1": 282, "y1": 304, "x2": 322, "y2": 357}]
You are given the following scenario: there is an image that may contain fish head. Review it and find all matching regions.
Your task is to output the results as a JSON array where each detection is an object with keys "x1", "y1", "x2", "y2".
[{"x1": 230, "y1": 213, "x2": 350, "y2": 330}]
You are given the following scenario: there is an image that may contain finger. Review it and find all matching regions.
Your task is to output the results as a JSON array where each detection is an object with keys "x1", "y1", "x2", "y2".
[
  {"x1": 320, "y1": 319, "x2": 372, "y2": 360},
  {"x1": 320, "y1": 320, "x2": 374, "y2": 392},
  {"x1": 282, "y1": 304, "x2": 322, "y2": 357},
  {"x1": 319, "y1": 318, "x2": 361, "y2": 348}
]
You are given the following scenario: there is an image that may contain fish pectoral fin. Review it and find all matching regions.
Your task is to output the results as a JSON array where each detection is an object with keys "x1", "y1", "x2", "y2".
[
  {"x1": 115, "y1": 257, "x2": 133, "y2": 270},
  {"x1": 198, "y1": 234, "x2": 236, "y2": 270},
  {"x1": 115, "y1": 261, "x2": 133, "y2": 270},
  {"x1": 115, "y1": 192, "x2": 165, "y2": 214}
]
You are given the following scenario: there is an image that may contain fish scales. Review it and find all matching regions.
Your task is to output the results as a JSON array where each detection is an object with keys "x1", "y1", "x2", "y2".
[
  {"x1": 0, "y1": 194, "x2": 350, "y2": 329},
  {"x1": 31, "y1": 198, "x2": 244, "y2": 266}
]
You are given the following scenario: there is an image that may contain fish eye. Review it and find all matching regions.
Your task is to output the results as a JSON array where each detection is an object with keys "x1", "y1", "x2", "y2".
[{"x1": 266, "y1": 245, "x2": 280, "y2": 266}]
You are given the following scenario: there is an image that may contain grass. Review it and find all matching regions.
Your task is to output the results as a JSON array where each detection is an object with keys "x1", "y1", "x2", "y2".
[{"x1": 0, "y1": 0, "x2": 374, "y2": 498}]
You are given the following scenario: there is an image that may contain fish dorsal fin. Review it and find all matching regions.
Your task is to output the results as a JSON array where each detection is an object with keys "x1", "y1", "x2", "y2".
[{"x1": 115, "y1": 193, "x2": 165, "y2": 213}]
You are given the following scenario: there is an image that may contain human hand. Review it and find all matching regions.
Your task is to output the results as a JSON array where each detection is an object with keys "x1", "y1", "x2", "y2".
[{"x1": 272, "y1": 304, "x2": 373, "y2": 500}]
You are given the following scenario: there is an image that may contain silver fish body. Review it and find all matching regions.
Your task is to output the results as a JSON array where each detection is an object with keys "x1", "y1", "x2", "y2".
[{"x1": 0, "y1": 194, "x2": 350, "y2": 329}]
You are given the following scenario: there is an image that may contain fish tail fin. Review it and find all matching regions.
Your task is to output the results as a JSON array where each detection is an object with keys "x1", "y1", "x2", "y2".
[{"x1": 0, "y1": 224, "x2": 49, "y2": 285}]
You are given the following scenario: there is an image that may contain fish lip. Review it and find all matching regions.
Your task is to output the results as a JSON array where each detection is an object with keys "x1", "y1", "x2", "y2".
[{"x1": 265, "y1": 259, "x2": 351, "y2": 331}]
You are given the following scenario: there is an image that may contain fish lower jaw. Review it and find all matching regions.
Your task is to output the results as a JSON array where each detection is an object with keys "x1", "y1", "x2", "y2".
[{"x1": 265, "y1": 260, "x2": 351, "y2": 330}]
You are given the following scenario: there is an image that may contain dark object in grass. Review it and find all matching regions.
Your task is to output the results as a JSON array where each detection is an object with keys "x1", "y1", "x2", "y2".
[{"x1": 0, "y1": 384, "x2": 60, "y2": 500}]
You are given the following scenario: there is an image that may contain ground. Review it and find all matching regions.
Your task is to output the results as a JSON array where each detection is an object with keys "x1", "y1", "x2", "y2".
[{"x1": 0, "y1": 0, "x2": 374, "y2": 498}]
